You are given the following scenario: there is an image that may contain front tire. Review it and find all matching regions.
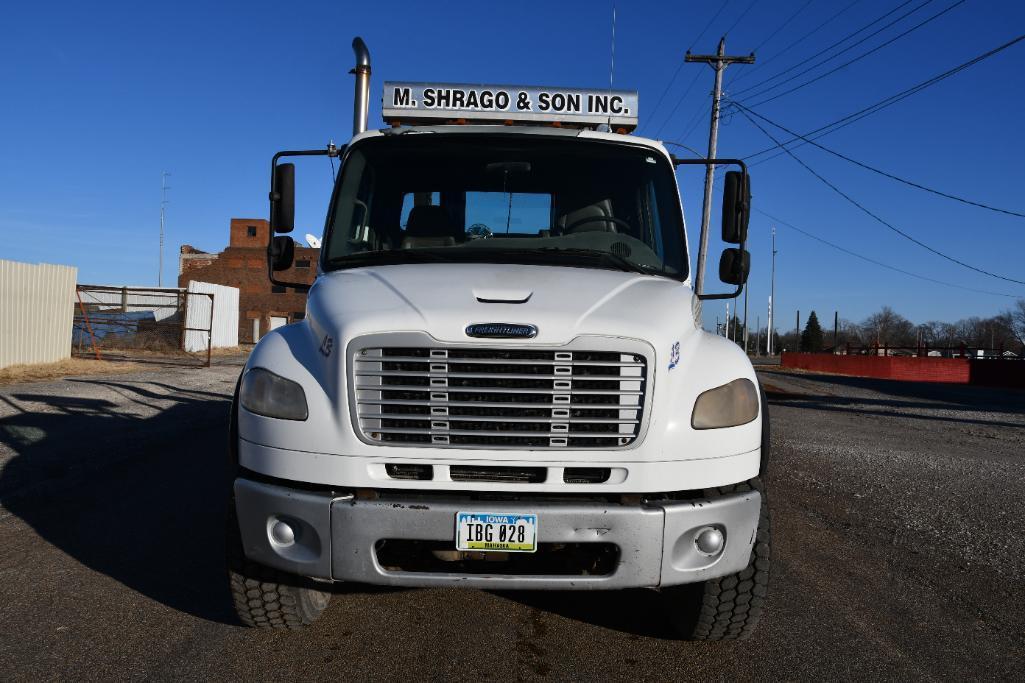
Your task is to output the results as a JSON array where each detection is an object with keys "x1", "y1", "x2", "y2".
[
  {"x1": 225, "y1": 497, "x2": 331, "y2": 629},
  {"x1": 663, "y1": 478, "x2": 771, "y2": 640}
]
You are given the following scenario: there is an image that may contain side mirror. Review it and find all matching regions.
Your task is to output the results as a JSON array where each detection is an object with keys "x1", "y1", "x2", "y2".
[
  {"x1": 269, "y1": 235, "x2": 295, "y2": 271},
  {"x1": 719, "y1": 248, "x2": 750, "y2": 285},
  {"x1": 720, "y1": 170, "x2": 750, "y2": 244},
  {"x1": 271, "y1": 163, "x2": 295, "y2": 233}
]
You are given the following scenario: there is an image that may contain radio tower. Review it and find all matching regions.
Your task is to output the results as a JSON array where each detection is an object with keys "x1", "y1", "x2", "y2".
[{"x1": 159, "y1": 171, "x2": 171, "y2": 287}]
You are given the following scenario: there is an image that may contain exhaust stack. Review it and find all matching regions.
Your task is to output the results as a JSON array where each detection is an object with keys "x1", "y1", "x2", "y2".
[{"x1": 351, "y1": 37, "x2": 371, "y2": 137}]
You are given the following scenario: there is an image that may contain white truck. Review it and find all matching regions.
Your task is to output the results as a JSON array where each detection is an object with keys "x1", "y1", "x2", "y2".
[{"x1": 227, "y1": 38, "x2": 769, "y2": 640}]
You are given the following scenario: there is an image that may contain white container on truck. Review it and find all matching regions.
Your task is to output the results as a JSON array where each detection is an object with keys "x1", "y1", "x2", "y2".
[{"x1": 227, "y1": 38, "x2": 769, "y2": 640}]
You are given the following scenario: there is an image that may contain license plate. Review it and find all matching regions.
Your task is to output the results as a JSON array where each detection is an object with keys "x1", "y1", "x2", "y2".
[{"x1": 456, "y1": 512, "x2": 538, "y2": 553}]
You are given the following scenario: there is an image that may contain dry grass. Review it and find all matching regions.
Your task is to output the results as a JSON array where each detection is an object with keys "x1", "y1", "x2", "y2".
[
  {"x1": 84, "y1": 345, "x2": 249, "y2": 360},
  {"x1": 0, "y1": 358, "x2": 142, "y2": 386},
  {"x1": 207, "y1": 346, "x2": 251, "y2": 357}
]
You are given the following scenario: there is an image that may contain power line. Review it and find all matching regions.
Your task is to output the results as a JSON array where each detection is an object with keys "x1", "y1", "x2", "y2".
[
  {"x1": 651, "y1": 71, "x2": 704, "y2": 139},
  {"x1": 739, "y1": 33, "x2": 1025, "y2": 163},
  {"x1": 735, "y1": 101, "x2": 1025, "y2": 219},
  {"x1": 724, "y1": 0, "x2": 759, "y2": 37},
  {"x1": 733, "y1": 0, "x2": 919, "y2": 96},
  {"x1": 646, "y1": 1, "x2": 732, "y2": 130},
  {"x1": 679, "y1": 101, "x2": 714, "y2": 143},
  {"x1": 690, "y1": 1, "x2": 732, "y2": 51},
  {"x1": 734, "y1": 104, "x2": 1025, "y2": 286},
  {"x1": 745, "y1": 0, "x2": 966, "y2": 107},
  {"x1": 755, "y1": 208, "x2": 1018, "y2": 298},
  {"x1": 752, "y1": 0, "x2": 815, "y2": 53},
  {"x1": 646, "y1": 65, "x2": 686, "y2": 133},
  {"x1": 730, "y1": 0, "x2": 862, "y2": 86},
  {"x1": 663, "y1": 140, "x2": 706, "y2": 158}
]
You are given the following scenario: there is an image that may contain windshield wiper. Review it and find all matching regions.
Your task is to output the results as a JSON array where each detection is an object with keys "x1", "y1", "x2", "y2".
[
  {"x1": 325, "y1": 249, "x2": 450, "y2": 268},
  {"x1": 534, "y1": 248, "x2": 656, "y2": 275}
]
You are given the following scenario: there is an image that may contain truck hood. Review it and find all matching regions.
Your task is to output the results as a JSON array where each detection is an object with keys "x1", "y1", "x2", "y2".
[
  {"x1": 242, "y1": 262, "x2": 761, "y2": 477},
  {"x1": 306, "y1": 263, "x2": 697, "y2": 346}
]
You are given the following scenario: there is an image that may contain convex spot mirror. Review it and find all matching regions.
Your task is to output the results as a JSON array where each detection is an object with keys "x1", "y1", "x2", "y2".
[
  {"x1": 271, "y1": 163, "x2": 295, "y2": 233},
  {"x1": 721, "y1": 170, "x2": 750, "y2": 244},
  {"x1": 269, "y1": 235, "x2": 295, "y2": 271},
  {"x1": 719, "y1": 247, "x2": 750, "y2": 285}
]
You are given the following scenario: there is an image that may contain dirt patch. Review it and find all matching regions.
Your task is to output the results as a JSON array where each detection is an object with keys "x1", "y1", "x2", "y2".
[
  {"x1": 760, "y1": 380, "x2": 805, "y2": 399},
  {"x1": 0, "y1": 358, "x2": 142, "y2": 385}
]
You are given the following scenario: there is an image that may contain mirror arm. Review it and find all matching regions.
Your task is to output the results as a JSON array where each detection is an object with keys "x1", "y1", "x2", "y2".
[{"x1": 696, "y1": 284, "x2": 743, "y2": 301}]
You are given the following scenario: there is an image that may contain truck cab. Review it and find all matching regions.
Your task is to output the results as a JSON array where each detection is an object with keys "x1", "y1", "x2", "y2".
[{"x1": 226, "y1": 39, "x2": 769, "y2": 640}]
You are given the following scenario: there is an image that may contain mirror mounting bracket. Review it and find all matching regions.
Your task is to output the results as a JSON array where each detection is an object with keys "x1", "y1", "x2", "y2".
[
  {"x1": 671, "y1": 157, "x2": 750, "y2": 301},
  {"x1": 267, "y1": 144, "x2": 345, "y2": 292}
]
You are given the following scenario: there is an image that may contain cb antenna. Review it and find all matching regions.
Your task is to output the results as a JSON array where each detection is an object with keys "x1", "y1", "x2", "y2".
[{"x1": 607, "y1": 3, "x2": 617, "y2": 128}]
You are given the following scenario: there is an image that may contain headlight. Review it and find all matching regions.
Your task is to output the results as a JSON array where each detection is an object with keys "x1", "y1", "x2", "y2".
[
  {"x1": 691, "y1": 378, "x2": 759, "y2": 430},
  {"x1": 240, "y1": 367, "x2": 308, "y2": 420}
]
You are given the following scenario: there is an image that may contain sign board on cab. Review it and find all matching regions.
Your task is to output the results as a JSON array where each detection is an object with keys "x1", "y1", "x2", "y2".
[{"x1": 382, "y1": 82, "x2": 639, "y2": 131}]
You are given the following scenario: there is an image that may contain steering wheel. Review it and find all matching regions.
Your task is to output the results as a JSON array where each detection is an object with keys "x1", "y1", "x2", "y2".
[
  {"x1": 564, "y1": 215, "x2": 632, "y2": 234},
  {"x1": 466, "y1": 223, "x2": 493, "y2": 240}
]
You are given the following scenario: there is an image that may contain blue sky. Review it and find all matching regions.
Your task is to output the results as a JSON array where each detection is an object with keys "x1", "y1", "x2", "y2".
[{"x1": 3, "y1": 0, "x2": 1023, "y2": 330}]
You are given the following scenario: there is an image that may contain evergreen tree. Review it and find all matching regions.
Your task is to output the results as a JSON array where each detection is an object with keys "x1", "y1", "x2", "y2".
[{"x1": 800, "y1": 311, "x2": 824, "y2": 352}]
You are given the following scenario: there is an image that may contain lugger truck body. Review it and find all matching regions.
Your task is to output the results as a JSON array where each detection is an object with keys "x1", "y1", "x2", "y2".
[{"x1": 227, "y1": 38, "x2": 770, "y2": 639}]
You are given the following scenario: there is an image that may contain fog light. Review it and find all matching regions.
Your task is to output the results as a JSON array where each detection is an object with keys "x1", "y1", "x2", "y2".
[
  {"x1": 270, "y1": 520, "x2": 296, "y2": 546},
  {"x1": 695, "y1": 527, "x2": 724, "y2": 556}
]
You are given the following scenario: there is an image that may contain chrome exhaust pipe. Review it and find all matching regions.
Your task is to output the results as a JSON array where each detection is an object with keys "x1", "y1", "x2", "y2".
[{"x1": 351, "y1": 37, "x2": 371, "y2": 137}]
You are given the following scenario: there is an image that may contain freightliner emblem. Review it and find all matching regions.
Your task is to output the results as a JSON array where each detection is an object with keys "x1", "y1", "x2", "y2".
[{"x1": 465, "y1": 323, "x2": 538, "y2": 339}]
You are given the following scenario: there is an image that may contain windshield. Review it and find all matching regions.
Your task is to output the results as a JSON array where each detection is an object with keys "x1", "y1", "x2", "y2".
[{"x1": 322, "y1": 134, "x2": 688, "y2": 279}]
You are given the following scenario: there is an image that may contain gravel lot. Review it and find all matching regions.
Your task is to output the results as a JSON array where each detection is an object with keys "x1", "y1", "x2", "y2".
[{"x1": 1, "y1": 361, "x2": 1022, "y2": 680}]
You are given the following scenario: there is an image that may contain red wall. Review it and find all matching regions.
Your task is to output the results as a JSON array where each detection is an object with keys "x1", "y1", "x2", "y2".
[
  {"x1": 781, "y1": 353, "x2": 1025, "y2": 387},
  {"x1": 782, "y1": 353, "x2": 970, "y2": 383}
]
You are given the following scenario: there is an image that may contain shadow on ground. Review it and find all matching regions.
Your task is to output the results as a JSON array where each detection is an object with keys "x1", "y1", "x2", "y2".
[
  {"x1": 0, "y1": 378, "x2": 239, "y2": 625},
  {"x1": 495, "y1": 588, "x2": 681, "y2": 640},
  {"x1": 1, "y1": 374, "x2": 724, "y2": 638},
  {"x1": 761, "y1": 370, "x2": 1025, "y2": 428}
]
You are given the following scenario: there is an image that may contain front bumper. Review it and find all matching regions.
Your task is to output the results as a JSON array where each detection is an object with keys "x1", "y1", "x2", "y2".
[{"x1": 234, "y1": 477, "x2": 761, "y2": 590}]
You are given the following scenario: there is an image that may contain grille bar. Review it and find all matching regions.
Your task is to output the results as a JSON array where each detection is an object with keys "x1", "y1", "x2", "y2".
[
  {"x1": 372, "y1": 428, "x2": 631, "y2": 438},
  {"x1": 371, "y1": 355, "x2": 643, "y2": 367},
  {"x1": 372, "y1": 414, "x2": 639, "y2": 424},
  {"x1": 358, "y1": 399, "x2": 631, "y2": 409},
  {"x1": 353, "y1": 345, "x2": 648, "y2": 450},
  {"x1": 357, "y1": 371, "x2": 641, "y2": 380},
  {"x1": 356, "y1": 384, "x2": 642, "y2": 396}
]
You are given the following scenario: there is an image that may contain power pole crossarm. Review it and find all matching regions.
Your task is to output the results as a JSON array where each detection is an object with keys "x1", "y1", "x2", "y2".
[{"x1": 685, "y1": 38, "x2": 754, "y2": 296}]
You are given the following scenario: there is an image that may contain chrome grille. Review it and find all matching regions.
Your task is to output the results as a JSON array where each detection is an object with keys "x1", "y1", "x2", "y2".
[{"x1": 353, "y1": 346, "x2": 648, "y2": 449}]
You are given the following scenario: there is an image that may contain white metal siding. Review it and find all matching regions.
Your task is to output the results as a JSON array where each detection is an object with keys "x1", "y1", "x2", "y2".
[
  {"x1": 76, "y1": 286, "x2": 183, "y2": 322},
  {"x1": 0, "y1": 259, "x2": 78, "y2": 369},
  {"x1": 183, "y1": 281, "x2": 239, "y2": 352}
]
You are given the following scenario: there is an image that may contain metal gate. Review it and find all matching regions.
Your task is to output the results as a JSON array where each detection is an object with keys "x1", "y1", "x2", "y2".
[{"x1": 72, "y1": 285, "x2": 215, "y2": 366}]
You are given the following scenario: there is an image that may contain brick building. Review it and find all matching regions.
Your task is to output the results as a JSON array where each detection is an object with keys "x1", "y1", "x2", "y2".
[{"x1": 179, "y1": 218, "x2": 318, "y2": 343}]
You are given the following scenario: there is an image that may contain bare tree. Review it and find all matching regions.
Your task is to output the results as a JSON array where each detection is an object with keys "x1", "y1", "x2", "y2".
[
  {"x1": 862, "y1": 306, "x2": 915, "y2": 346},
  {"x1": 1007, "y1": 299, "x2": 1025, "y2": 353}
]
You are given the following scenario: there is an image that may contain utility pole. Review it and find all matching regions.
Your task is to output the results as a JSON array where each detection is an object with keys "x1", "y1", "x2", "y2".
[
  {"x1": 767, "y1": 226, "x2": 776, "y2": 356},
  {"x1": 756, "y1": 315, "x2": 761, "y2": 356},
  {"x1": 159, "y1": 171, "x2": 171, "y2": 287},
  {"x1": 686, "y1": 38, "x2": 755, "y2": 295},
  {"x1": 742, "y1": 273, "x2": 749, "y2": 353},
  {"x1": 834, "y1": 311, "x2": 839, "y2": 353},
  {"x1": 796, "y1": 310, "x2": 801, "y2": 351}
]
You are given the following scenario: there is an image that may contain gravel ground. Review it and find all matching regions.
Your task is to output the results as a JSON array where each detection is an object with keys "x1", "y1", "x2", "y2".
[{"x1": 0, "y1": 362, "x2": 1022, "y2": 681}]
